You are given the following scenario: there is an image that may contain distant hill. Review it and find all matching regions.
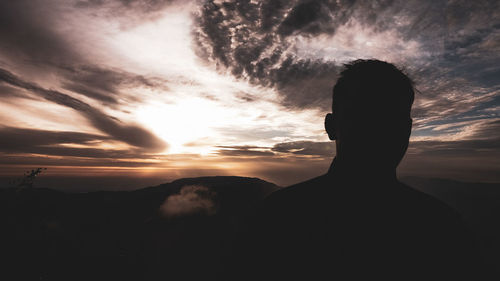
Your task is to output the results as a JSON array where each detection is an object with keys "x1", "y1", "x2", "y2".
[
  {"x1": 401, "y1": 177, "x2": 500, "y2": 231},
  {"x1": 1, "y1": 176, "x2": 499, "y2": 280},
  {"x1": 401, "y1": 177, "x2": 500, "y2": 277},
  {"x1": 0, "y1": 176, "x2": 278, "y2": 281}
]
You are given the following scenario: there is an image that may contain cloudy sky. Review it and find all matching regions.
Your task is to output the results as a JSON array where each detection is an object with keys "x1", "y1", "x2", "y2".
[{"x1": 0, "y1": 0, "x2": 498, "y2": 190}]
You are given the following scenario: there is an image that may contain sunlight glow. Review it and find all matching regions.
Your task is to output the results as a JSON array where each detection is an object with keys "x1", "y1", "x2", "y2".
[{"x1": 135, "y1": 97, "x2": 233, "y2": 154}]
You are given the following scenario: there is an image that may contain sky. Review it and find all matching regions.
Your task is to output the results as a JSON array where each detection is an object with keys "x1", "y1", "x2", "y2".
[{"x1": 0, "y1": 0, "x2": 499, "y2": 190}]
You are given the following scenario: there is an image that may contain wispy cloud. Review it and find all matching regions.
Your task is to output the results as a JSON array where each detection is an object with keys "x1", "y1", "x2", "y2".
[
  {"x1": 272, "y1": 141, "x2": 335, "y2": 157},
  {"x1": 0, "y1": 68, "x2": 167, "y2": 151}
]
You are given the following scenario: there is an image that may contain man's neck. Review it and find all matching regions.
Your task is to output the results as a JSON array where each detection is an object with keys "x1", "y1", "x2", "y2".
[{"x1": 328, "y1": 157, "x2": 398, "y2": 182}]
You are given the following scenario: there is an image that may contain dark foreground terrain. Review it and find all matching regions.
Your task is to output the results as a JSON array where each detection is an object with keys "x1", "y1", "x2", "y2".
[{"x1": 1, "y1": 176, "x2": 499, "y2": 280}]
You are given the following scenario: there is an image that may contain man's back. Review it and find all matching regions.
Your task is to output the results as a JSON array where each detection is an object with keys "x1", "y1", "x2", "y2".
[{"x1": 244, "y1": 170, "x2": 480, "y2": 281}]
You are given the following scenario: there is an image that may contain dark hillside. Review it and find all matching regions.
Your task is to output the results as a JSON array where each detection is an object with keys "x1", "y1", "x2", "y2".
[{"x1": 1, "y1": 176, "x2": 498, "y2": 280}]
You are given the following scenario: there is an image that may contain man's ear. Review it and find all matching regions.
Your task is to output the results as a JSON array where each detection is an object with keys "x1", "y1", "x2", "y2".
[{"x1": 325, "y1": 113, "x2": 336, "y2": 140}]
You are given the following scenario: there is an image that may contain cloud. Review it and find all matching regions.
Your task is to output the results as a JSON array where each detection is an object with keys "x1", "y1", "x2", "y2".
[
  {"x1": 397, "y1": 118, "x2": 500, "y2": 182},
  {"x1": 409, "y1": 139, "x2": 499, "y2": 156},
  {"x1": 215, "y1": 145, "x2": 274, "y2": 157},
  {"x1": 0, "y1": 127, "x2": 108, "y2": 148},
  {"x1": 192, "y1": 0, "x2": 500, "y2": 120},
  {"x1": 0, "y1": 127, "x2": 160, "y2": 159},
  {"x1": 410, "y1": 72, "x2": 500, "y2": 124},
  {"x1": 0, "y1": 68, "x2": 167, "y2": 151},
  {"x1": 75, "y1": 0, "x2": 177, "y2": 13},
  {"x1": 272, "y1": 141, "x2": 335, "y2": 156},
  {"x1": 409, "y1": 118, "x2": 500, "y2": 153},
  {"x1": 74, "y1": 0, "x2": 186, "y2": 28},
  {"x1": 0, "y1": 0, "x2": 172, "y2": 106},
  {"x1": 57, "y1": 64, "x2": 169, "y2": 104},
  {"x1": 0, "y1": 0, "x2": 81, "y2": 64},
  {"x1": 159, "y1": 185, "x2": 216, "y2": 219},
  {"x1": 0, "y1": 153, "x2": 159, "y2": 168},
  {"x1": 192, "y1": 0, "x2": 342, "y2": 110},
  {"x1": 190, "y1": 0, "x2": 436, "y2": 110}
]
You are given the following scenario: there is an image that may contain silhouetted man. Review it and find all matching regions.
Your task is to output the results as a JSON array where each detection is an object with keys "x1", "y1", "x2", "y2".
[{"x1": 235, "y1": 60, "x2": 483, "y2": 281}]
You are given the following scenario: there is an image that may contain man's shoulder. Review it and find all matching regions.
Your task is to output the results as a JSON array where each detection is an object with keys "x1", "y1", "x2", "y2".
[
  {"x1": 395, "y1": 181, "x2": 464, "y2": 224},
  {"x1": 264, "y1": 174, "x2": 330, "y2": 207},
  {"x1": 397, "y1": 181, "x2": 453, "y2": 209},
  {"x1": 260, "y1": 175, "x2": 329, "y2": 214}
]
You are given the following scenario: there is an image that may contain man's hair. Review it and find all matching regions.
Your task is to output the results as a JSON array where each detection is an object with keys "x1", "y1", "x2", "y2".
[{"x1": 332, "y1": 59, "x2": 414, "y2": 119}]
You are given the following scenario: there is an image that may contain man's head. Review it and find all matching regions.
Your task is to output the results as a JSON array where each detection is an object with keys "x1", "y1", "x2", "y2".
[{"x1": 325, "y1": 59, "x2": 414, "y2": 170}]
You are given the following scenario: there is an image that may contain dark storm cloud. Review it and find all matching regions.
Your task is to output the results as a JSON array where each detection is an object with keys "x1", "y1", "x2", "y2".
[
  {"x1": 0, "y1": 84, "x2": 31, "y2": 99},
  {"x1": 276, "y1": 0, "x2": 334, "y2": 36},
  {"x1": 193, "y1": 0, "x2": 500, "y2": 117},
  {"x1": 270, "y1": 57, "x2": 338, "y2": 109},
  {"x1": 444, "y1": 0, "x2": 499, "y2": 38},
  {"x1": 1, "y1": 63, "x2": 169, "y2": 106},
  {"x1": 0, "y1": 0, "x2": 170, "y2": 106},
  {"x1": 0, "y1": 127, "x2": 109, "y2": 149},
  {"x1": 193, "y1": 0, "x2": 344, "y2": 110},
  {"x1": 0, "y1": 68, "x2": 167, "y2": 151},
  {"x1": 191, "y1": 0, "x2": 434, "y2": 109},
  {"x1": 0, "y1": 0, "x2": 80, "y2": 64},
  {"x1": 0, "y1": 127, "x2": 148, "y2": 159},
  {"x1": 58, "y1": 64, "x2": 169, "y2": 104},
  {"x1": 272, "y1": 141, "x2": 335, "y2": 156}
]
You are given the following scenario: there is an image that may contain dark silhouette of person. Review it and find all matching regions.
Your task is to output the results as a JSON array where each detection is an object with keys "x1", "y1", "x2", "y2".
[{"x1": 231, "y1": 60, "x2": 484, "y2": 281}]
